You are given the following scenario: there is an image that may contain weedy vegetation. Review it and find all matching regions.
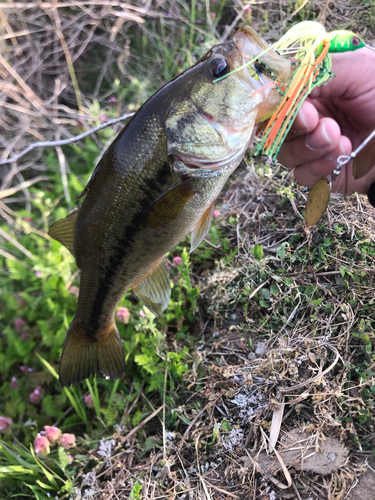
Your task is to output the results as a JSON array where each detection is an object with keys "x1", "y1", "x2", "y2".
[{"x1": 1, "y1": 0, "x2": 375, "y2": 499}]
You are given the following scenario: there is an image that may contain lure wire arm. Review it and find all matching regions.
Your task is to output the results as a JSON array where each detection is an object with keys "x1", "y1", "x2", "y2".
[{"x1": 331, "y1": 127, "x2": 375, "y2": 180}]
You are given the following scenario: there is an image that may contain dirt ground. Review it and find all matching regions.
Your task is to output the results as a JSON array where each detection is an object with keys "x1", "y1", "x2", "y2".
[{"x1": 348, "y1": 460, "x2": 375, "y2": 500}]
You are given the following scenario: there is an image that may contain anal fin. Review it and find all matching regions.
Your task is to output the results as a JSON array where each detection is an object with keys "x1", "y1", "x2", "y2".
[
  {"x1": 48, "y1": 209, "x2": 78, "y2": 257},
  {"x1": 131, "y1": 260, "x2": 171, "y2": 316},
  {"x1": 190, "y1": 202, "x2": 215, "y2": 253}
]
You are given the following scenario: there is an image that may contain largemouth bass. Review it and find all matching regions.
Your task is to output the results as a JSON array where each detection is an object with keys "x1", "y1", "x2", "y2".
[{"x1": 49, "y1": 26, "x2": 292, "y2": 386}]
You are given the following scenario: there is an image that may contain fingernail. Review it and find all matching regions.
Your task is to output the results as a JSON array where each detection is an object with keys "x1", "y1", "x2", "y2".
[
  {"x1": 298, "y1": 107, "x2": 309, "y2": 130},
  {"x1": 306, "y1": 122, "x2": 332, "y2": 150},
  {"x1": 290, "y1": 107, "x2": 309, "y2": 133},
  {"x1": 324, "y1": 139, "x2": 345, "y2": 162}
]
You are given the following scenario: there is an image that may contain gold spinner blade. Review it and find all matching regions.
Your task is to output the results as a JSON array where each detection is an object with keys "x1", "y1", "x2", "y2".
[{"x1": 305, "y1": 177, "x2": 331, "y2": 227}]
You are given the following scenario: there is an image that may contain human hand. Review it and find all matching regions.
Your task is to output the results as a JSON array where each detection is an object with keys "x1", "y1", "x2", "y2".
[{"x1": 277, "y1": 47, "x2": 375, "y2": 195}]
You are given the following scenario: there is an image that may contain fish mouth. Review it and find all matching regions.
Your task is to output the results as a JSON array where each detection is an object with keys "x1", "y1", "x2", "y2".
[
  {"x1": 234, "y1": 26, "x2": 292, "y2": 85},
  {"x1": 174, "y1": 146, "x2": 247, "y2": 173},
  {"x1": 169, "y1": 112, "x2": 256, "y2": 173}
]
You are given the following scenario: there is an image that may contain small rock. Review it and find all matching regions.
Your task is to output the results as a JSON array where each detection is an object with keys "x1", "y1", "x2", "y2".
[
  {"x1": 327, "y1": 452, "x2": 336, "y2": 462},
  {"x1": 247, "y1": 352, "x2": 256, "y2": 361},
  {"x1": 255, "y1": 342, "x2": 267, "y2": 357}
]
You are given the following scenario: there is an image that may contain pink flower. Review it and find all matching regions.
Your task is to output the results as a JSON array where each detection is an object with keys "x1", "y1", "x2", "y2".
[
  {"x1": 210, "y1": 12, "x2": 216, "y2": 18},
  {"x1": 24, "y1": 217, "x2": 32, "y2": 222},
  {"x1": 10, "y1": 377, "x2": 18, "y2": 390},
  {"x1": 68, "y1": 454, "x2": 73, "y2": 464},
  {"x1": 116, "y1": 307, "x2": 130, "y2": 324},
  {"x1": 109, "y1": 96, "x2": 117, "y2": 104},
  {"x1": 100, "y1": 114, "x2": 107, "y2": 122},
  {"x1": 69, "y1": 286, "x2": 79, "y2": 297},
  {"x1": 34, "y1": 434, "x2": 50, "y2": 455},
  {"x1": 139, "y1": 310, "x2": 146, "y2": 318},
  {"x1": 173, "y1": 256, "x2": 182, "y2": 266},
  {"x1": 0, "y1": 417, "x2": 13, "y2": 432},
  {"x1": 60, "y1": 433, "x2": 76, "y2": 450},
  {"x1": 84, "y1": 394, "x2": 94, "y2": 408},
  {"x1": 14, "y1": 318, "x2": 26, "y2": 332},
  {"x1": 35, "y1": 271, "x2": 41, "y2": 278},
  {"x1": 20, "y1": 365, "x2": 33, "y2": 373},
  {"x1": 165, "y1": 263, "x2": 171, "y2": 270},
  {"x1": 21, "y1": 332, "x2": 29, "y2": 341},
  {"x1": 42, "y1": 426, "x2": 61, "y2": 444},
  {"x1": 213, "y1": 210, "x2": 220, "y2": 219},
  {"x1": 29, "y1": 386, "x2": 43, "y2": 404}
]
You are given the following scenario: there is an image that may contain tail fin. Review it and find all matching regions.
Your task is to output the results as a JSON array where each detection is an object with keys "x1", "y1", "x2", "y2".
[{"x1": 59, "y1": 321, "x2": 125, "y2": 387}]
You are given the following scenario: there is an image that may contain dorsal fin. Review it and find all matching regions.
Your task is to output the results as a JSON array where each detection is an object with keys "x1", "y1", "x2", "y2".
[
  {"x1": 190, "y1": 202, "x2": 215, "y2": 253},
  {"x1": 131, "y1": 260, "x2": 171, "y2": 316},
  {"x1": 48, "y1": 209, "x2": 78, "y2": 257}
]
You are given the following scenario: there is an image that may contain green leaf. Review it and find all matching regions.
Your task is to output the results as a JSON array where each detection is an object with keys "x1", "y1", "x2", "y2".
[
  {"x1": 58, "y1": 446, "x2": 72, "y2": 472},
  {"x1": 310, "y1": 298, "x2": 323, "y2": 307},
  {"x1": 221, "y1": 420, "x2": 232, "y2": 432},
  {"x1": 304, "y1": 285, "x2": 315, "y2": 296},
  {"x1": 260, "y1": 288, "x2": 270, "y2": 300},
  {"x1": 36, "y1": 479, "x2": 53, "y2": 489},
  {"x1": 0, "y1": 465, "x2": 37, "y2": 476},
  {"x1": 132, "y1": 410, "x2": 143, "y2": 427},
  {"x1": 143, "y1": 436, "x2": 160, "y2": 451},
  {"x1": 26, "y1": 483, "x2": 45, "y2": 500},
  {"x1": 270, "y1": 283, "x2": 280, "y2": 296},
  {"x1": 130, "y1": 480, "x2": 142, "y2": 500},
  {"x1": 250, "y1": 244, "x2": 263, "y2": 261},
  {"x1": 276, "y1": 242, "x2": 288, "y2": 259},
  {"x1": 36, "y1": 353, "x2": 59, "y2": 379}
]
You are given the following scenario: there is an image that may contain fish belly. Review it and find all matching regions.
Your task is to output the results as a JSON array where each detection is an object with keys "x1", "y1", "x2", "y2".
[{"x1": 75, "y1": 162, "x2": 235, "y2": 332}]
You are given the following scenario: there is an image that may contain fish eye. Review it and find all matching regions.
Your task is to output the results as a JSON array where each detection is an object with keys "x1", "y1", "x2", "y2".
[
  {"x1": 352, "y1": 36, "x2": 360, "y2": 46},
  {"x1": 207, "y1": 56, "x2": 230, "y2": 79}
]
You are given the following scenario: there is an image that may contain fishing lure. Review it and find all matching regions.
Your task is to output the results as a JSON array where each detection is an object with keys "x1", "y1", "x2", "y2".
[
  {"x1": 255, "y1": 24, "x2": 367, "y2": 161},
  {"x1": 214, "y1": 21, "x2": 374, "y2": 227}
]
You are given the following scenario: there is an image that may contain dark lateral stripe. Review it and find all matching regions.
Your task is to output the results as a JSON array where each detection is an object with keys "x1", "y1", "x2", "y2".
[{"x1": 87, "y1": 175, "x2": 169, "y2": 333}]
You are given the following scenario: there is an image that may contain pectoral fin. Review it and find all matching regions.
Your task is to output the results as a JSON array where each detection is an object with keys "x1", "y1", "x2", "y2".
[
  {"x1": 190, "y1": 202, "x2": 215, "y2": 253},
  {"x1": 143, "y1": 179, "x2": 195, "y2": 229},
  {"x1": 131, "y1": 260, "x2": 171, "y2": 316},
  {"x1": 48, "y1": 209, "x2": 78, "y2": 257}
]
